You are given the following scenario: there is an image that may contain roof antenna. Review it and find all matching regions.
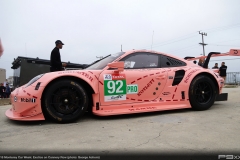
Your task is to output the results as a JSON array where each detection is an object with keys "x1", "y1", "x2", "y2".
[
  {"x1": 121, "y1": 44, "x2": 122, "y2": 52},
  {"x1": 151, "y1": 30, "x2": 154, "y2": 51}
]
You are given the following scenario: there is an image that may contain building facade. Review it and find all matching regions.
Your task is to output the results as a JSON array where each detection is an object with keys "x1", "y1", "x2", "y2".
[{"x1": 0, "y1": 68, "x2": 6, "y2": 84}]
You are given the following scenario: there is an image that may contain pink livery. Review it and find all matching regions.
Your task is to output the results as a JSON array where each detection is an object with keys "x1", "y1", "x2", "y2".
[{"x1": 6, "y1": 49, "x2": 240, "y2": 123}]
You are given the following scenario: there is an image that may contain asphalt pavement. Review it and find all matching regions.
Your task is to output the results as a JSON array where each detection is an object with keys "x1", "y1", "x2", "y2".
[{"x1": 0, "y1": 87, "x2": 240, "y2": 159}]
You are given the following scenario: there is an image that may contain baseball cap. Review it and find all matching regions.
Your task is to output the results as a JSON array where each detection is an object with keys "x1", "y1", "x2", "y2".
[{"x1": 55, "y1": 40, "x2": 64, "y2": 45}]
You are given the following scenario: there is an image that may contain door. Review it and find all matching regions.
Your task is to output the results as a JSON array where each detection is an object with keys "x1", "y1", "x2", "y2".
[{"x1": 99, "y1": 52, "x2": 167, "y2": 106}]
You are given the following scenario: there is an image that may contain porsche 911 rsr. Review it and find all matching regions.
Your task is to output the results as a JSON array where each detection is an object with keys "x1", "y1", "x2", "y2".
[{"x1": 5, "y1": 49, "x2": 240, "y2": 123}]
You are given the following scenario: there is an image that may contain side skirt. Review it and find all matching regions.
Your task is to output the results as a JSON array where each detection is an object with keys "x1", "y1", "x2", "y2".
[{"x1": 92, "y1": 100, "x2": 191, "y2": 116}]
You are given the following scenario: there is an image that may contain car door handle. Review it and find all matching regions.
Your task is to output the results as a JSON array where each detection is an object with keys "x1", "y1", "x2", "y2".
[{"x1": 156, "y1": 75, "x2": 166, "y2": 80}]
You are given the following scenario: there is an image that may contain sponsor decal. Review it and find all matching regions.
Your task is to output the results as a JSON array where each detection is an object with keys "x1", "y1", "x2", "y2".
[
  {"x1": 129, "y1": 107, "x2": 156, "y2": 111},
  {"x1": 127, "y1": 84, "x2": 138, "y2": 94},
  {"x1": 184, "y1": 69, "x2": 199, "y2": 83},
  {"x1": 138, "y1": 79, "x2": 154, "y2": 96},
  {"x1": 110, "y1": 94, "x2": 125, "y2": 100},
  {"x1": 76, "y1": 71, "x2": 94, "y2": 82},
  {"x1": 14, "y1": 96, "x2": 17, "y2": 102},
  {"x1": 162, "y1": 92, "x2": 171, "y2": 95},
  {"x1": 21, "y1": 98, "x2": 36, "y2": 103},
  {"x1": 58, "y1": 71, "x2": 75, "y2": 74},
  {"x1": 104, "y1": 74, "x2": 127, "y2": 101}
]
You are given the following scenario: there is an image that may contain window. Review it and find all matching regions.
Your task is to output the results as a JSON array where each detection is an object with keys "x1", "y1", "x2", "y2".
[
  {"x1": 85, "y1": 52, "x2": 125, "y2": 70},
  {"x1": 120, "y1": 53, "x2": 159, "y2": 69},
  {"x1": 161, "y1": 55, "x2": 186, "y2": 68}
]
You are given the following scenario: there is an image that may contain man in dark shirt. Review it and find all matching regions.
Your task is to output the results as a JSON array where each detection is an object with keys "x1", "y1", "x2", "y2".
[
  {"x1": 219, "y1": 62, "x2": 227, "y2": 82},
  {"x1": 50, "y1": 40, "x2": 67, "y2": 72},
  {"x1": 212, "y1": 63, "x2": 219, "y2": 69}
]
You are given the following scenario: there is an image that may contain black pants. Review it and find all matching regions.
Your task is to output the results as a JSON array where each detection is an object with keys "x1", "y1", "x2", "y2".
[
  {"x1": 5, "y1": 92, "x2": 10, "y2": 98},
  {"x1": 0, "y1": 93, "x2": 5, "y2": 98}
]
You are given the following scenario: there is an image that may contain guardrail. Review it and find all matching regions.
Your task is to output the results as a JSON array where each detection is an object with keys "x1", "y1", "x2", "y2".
[{"x1": 225, "y1": 72, "x2": 240, "y2": 85}]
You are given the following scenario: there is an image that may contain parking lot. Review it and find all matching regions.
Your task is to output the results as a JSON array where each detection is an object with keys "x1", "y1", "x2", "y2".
[{"x1": 0, "y1": 87, "x2": 240, "y2": 158}]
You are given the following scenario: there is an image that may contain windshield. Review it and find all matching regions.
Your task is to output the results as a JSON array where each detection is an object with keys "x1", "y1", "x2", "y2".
[{"x1": 85, "y1": 52, "x2": 125, "y2": 70}]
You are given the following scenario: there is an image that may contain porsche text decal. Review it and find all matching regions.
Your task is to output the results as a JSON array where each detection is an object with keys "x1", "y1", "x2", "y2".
[
  {"x1": 76, "y1": 71, "x2": 93, "y2": 82},
  {"x1": 184, "y1": 69, "x2": 199, "y2": 83},
  {"x1": 138, "y1": 79, "x2": 154, "y2": 96}
]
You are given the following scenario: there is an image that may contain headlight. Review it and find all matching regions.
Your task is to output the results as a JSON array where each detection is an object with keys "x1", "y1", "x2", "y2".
[{"x1": 25, "y1": 74, "x2": 44, "y2": 88}]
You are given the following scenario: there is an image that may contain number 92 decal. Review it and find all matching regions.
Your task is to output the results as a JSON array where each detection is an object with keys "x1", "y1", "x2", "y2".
[{"x1": 104, "y1": 74, "x2": 127, "y2": 101}]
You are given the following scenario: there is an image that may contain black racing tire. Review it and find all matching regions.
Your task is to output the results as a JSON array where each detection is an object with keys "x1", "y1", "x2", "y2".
[
  {"x1": 189, "y1": 75, "x2": 217, "y2": 111},
  {"x1": 42, "y1": 80, "x2": 88, "y2": 123}
]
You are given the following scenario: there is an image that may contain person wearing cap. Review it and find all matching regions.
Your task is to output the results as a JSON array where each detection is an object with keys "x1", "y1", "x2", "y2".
[{"x1": 50, "y1": 40, "x2": 67, "y2": 72}]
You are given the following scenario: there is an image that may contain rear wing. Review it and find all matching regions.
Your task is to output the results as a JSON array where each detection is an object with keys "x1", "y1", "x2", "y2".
[{"x1": 185, "y1": 49, "x2": 240, "y2": 69}]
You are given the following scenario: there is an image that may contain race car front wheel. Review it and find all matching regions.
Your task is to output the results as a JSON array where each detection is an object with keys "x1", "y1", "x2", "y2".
[
  {"x1": 42, "y1": 79, "x2": 88, "y2": 123},
  {"x1": 189, "y1": 75, "x2": 217, "y2": 111}
]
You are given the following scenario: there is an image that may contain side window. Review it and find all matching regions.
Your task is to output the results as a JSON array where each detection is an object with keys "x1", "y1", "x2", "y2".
[
  {"x1": 121, "y1": 53, "x2": 159, "y2": 69},
  {"x1": 161, "y1": 55, "x2": 186, "y2": 68}
]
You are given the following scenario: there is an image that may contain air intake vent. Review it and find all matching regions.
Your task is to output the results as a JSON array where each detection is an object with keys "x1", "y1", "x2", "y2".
[
  {"x1": 161, "y1": 55, "x2": 186, "y2": 68},
  {"x1": 172, "y1": 70, "x2": 185, "y2": 86}
]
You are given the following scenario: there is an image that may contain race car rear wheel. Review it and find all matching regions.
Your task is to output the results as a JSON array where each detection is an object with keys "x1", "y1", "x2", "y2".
[
  {"x1": 189, "y1": 75, "x2": 217, "y2": 111},
  {"x1": 42, "y1": 80, "x2": 88, "y2": 123}
]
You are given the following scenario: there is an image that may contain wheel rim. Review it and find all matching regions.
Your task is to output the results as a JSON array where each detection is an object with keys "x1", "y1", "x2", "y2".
[
  {"x1": 50, "y1": 86, "x2": 83, "y2": 115},
  {"x1": 194, "y1": 81, "x2": 213, "y2": 104}
]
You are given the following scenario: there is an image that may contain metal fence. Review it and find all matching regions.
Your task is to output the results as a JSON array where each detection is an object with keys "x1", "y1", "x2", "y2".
[{"x1": 225, "y1": 72, "x2": 240, "y2": 85}]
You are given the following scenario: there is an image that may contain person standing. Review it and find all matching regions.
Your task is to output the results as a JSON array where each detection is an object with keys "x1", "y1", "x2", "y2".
[
  {"x1": 219, "y1": 62, "x2": 227, "y2": 82},
  {"x1": 50, "y1": 40, "x2": 67, "y2": 72},
  {"x1": 198, "y1": 57, "x2": 205, "y2": 67},
  {"x1": 5, "y1": 83, "x2": 11, "y2": 98},
  {"x1": 212, "y1": 63, "x2": 219, "y2": 69}
]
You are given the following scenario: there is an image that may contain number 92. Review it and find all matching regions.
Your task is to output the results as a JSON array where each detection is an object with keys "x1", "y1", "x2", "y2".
[{"x1": 107, "y1": 80, "x2": 124, "y2": 94}]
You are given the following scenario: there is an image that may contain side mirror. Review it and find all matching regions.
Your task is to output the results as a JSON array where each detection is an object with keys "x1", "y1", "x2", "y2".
[{"x1": 107, "y1": 61, "x2": 124, "y2": 72}]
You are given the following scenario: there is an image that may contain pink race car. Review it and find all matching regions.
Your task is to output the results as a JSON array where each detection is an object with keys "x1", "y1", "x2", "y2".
[{"x1": 5, "y1": 49, "x2": 240, "y2": 123}]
